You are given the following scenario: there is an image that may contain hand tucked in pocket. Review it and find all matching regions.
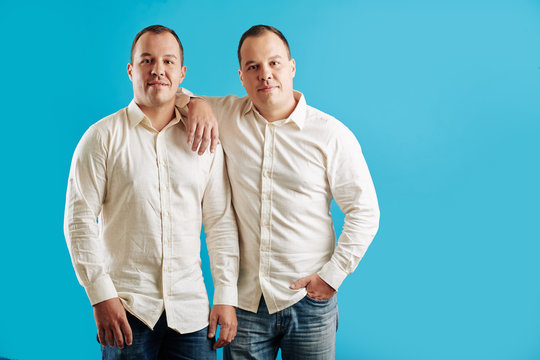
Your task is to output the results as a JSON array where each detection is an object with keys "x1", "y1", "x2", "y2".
[{"x1": 290, "y1": 273, "x2": 336, "y2": 300}]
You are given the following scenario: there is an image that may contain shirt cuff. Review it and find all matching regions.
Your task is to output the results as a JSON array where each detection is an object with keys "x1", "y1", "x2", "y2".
[
  {"x1": 175, "y1": 89, "x2": 201, "y2": 126},
  {"x1": 318, "y1": 261, "x2": 348, "y2": 291},
  {"x1": 213, "y1": 285, "x2": 238, "y2": 307},
  {"x1": 84, "y1": 275, "x2": 118, "y2": 306},
  {"x1": 175, "y1": 93, "x2": 190, "y2": 108},
  {"x1": 178, "y1": 87, "x2": 195, "y2": 97}
]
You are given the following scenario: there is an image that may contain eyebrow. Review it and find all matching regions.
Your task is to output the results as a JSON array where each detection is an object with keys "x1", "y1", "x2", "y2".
[
  {"x1": 244, "y1": 55, "x2": 283, "y2": 67},
  {"x1": 139, "y1": 53, "x2": 178, "y2": 59}
]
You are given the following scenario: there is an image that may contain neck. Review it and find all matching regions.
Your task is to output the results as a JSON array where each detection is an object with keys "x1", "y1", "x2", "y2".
[
  {"x1": 137, "y1": 100, "x2": 176, "y2": 132},
  {"x1": 258, "y1": 95, "x2": 298, "y2": 122}
]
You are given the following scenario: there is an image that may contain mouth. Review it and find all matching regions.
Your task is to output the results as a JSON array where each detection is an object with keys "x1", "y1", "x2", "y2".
[
  {"x1": 147, "y1": 81, "x2": 169, "y2": 88},
  {"x1": 258, "y1": 85, "x2": 277, "y2": 93}
]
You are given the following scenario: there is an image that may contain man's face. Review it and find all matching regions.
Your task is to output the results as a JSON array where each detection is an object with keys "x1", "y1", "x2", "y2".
[
  {"x1": 127, "y1": 32, "x2": 186, "y2": 109},
  {"x1": 239, "y1": 32, "x2": 296, "y2": 114}
]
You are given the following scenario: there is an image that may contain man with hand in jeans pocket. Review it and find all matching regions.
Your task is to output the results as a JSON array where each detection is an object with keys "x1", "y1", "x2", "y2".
[{"x1": 181, "y1": 25, "x2": 380, "y2": 359}]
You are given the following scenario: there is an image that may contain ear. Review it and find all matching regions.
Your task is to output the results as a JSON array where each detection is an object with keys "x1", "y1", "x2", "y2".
[
  {"x1": 178, "y1": 65, "x2": 187, "y2": 84},
  {"x1": 290, "y1": 58, "x2": 296, "y2": 79},
  {"x1": 127, "y1": 63, "x2": 133, "y2": 81},
  {"x1": 238, "y1": 68, "x2": 245, "y2": 87}
]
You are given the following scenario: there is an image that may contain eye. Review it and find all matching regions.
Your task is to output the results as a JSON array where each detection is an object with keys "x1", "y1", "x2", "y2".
[
  {"x1": 247, "y1": 65, "x2": 258, "y2": 70},
  {"x1": 271, "y1": 61, "x2": 279, "y2": 66},
  {"x1": 141, "y1": 59, "x2": 151, "y2": 64},
  {"x1": 165, "y1": 60, "x2": 174, "y2": 65}
]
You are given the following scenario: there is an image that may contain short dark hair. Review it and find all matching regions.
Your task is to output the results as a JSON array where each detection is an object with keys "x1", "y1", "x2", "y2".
[
  {"x1": 130, "y1": 25, "x2": 184, "y2": 65},
  {"x1": 237, "y1": 25, "x2": 291, "y2": 66}
]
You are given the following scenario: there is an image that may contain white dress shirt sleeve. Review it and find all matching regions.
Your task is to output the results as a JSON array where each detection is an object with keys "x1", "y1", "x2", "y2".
[
  {"x1": 318, "y1": 123, "x2": 380, "y2": 290},
  {"x1": 175, "y1": 88, "x2": 233, "y2": 123},
  {"x1": 175, "y1": 88, "x2": 194, "y2": 117},
  {"x1": 64, "y1": 125, "x2": 118, "y2": 305},
  {"x1": 202, "y1": 146, "x2": 240, "y2": 306}
]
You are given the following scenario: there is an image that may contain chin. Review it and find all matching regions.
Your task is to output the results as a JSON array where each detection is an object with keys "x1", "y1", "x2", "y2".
[{"x1": 152, "y1": 94, "x2": 173, "y2": 104}]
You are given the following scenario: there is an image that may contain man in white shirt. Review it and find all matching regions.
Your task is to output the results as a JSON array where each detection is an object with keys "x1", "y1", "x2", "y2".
[
  {"x1": 182, "y1": 25, "x2": 380, "y2": 359},
  {"x1": 64, "y1": 25, "x2": 239, "y2": 359}
]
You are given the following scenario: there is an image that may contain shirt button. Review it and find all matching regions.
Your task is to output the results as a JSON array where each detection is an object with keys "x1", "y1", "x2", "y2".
[
  {"x1": 263, "y1": 220, "x2": 270, "y2": 226},
  {"x1": 264, "y1": 171, "x2": 271, "y2": 177}
]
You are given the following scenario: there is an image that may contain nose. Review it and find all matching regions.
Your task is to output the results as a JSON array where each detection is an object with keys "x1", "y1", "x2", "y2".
[
  {"x1": 258, "y1": 65, "x2": 272, "y2": 81},
  {"x1": 151, "y1": 62, "x2": 164, "y2": 77}
]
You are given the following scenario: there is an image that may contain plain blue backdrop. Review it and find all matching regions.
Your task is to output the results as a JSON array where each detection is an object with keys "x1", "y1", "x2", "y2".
[{"x1": 1, "y1": 0, "x2": 539, "y2": 359}]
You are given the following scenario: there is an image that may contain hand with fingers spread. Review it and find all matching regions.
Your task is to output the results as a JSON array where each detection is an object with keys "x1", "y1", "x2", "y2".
[
  {"x1": 93, "y1": 297, "x2": 133, "y2": 349},
  {"x1": 290, "y1": 273, "x2": 336, "y2": 300},
  {"x1": 208, "y1": 304, "x2": 237, "y2": 349},
  {"x1": 186, "y1": 98, "x2": 220, "y2": 155}
]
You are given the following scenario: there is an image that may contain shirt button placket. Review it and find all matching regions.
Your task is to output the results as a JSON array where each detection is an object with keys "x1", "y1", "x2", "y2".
[
  {"x1": 156, "y1": 133, "x2": 172, "y2": 311},
  {"x1": 259, "y1": 124, "x2": 275, "y2": 282}
]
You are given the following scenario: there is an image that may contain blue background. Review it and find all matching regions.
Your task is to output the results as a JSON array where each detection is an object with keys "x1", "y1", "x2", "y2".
[{"x1": 1, "y1": 0, "x2": 539, "y2": 359}]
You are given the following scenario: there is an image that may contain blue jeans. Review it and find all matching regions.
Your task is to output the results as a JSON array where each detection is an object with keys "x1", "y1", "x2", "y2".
[
  {"x1": 223, "y1": 295, "x2": 338, "y2": 360},
  {"x1": 101, "y1": 311, "x2": 216, "y2": 360}
]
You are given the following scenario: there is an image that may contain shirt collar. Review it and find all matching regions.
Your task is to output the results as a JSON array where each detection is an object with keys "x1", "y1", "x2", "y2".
[
  {"x1": 127, "y1": 100, "x2": 147, "y2": 128},
  {"x1": 287, "y1": 91, "x2": 307, "y2": 129},
  {"x1": 127, "y1": 100, "x2": 182, "y2": 130},
  {"x1": 243, "y1": 90, "x2": 307, "y2": 130}
]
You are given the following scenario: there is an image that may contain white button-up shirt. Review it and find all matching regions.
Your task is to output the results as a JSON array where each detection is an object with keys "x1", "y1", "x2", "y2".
[
  {"x1": 178, "y1": 89, "x2": 379, "y2": 314},
  {"x1": 64, "y1": 100, "x2": 239, "y2": 333}
]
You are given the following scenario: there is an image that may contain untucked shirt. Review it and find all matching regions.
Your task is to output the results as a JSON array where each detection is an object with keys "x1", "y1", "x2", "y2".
[
  {"x1": 178, "y1": 89, "x2": 380, "y2": 314},
  {"x1": 64, "y1": 100, "x2": 239, "y2": 333}
]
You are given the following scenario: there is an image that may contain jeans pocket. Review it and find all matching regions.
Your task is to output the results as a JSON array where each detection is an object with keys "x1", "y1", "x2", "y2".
[{"x1": 305, "y1": 294, "x2": 332, "y2": 305}]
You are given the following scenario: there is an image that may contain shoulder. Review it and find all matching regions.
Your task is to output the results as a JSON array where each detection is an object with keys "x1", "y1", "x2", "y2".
[
  {"x1": 78, "y1": 107, "x2": 128, "y2": 150},
  {"x1": 92, "y1": 107, "x2": 128, "y2": 132},
  {"x1": 205, "y1": 95, "x2": 251, "y2": 131},
  {"x1": 206, "y1": 94, "x2": 249, "y2": 115},
  {"x1": 305, "y1": 105, "x2": 356, "y2": 142}
]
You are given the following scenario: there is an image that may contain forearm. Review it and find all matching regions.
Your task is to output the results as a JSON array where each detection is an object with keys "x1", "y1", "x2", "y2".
[
  {"x1": 65, "y1": 191, "x2": 117, "y2": 305},
  {"x1": 176, "y1": 87, "x2": 239, "y2": 124},
  {"x1": 318, "y1": 210, "x2": 379, "y2": 290},
  {"x1": 64, "y1": 126, "x2": 116, "y2": 305},
  {"x1": 320, "y1": 126, "x2": 380, "y2": 290},
  {"x1": 205, "y1": 211, "x2": 239, "y2": 306},
  {"x1": 202, "y1": 148, "x2": 240, "y2": 306}
]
